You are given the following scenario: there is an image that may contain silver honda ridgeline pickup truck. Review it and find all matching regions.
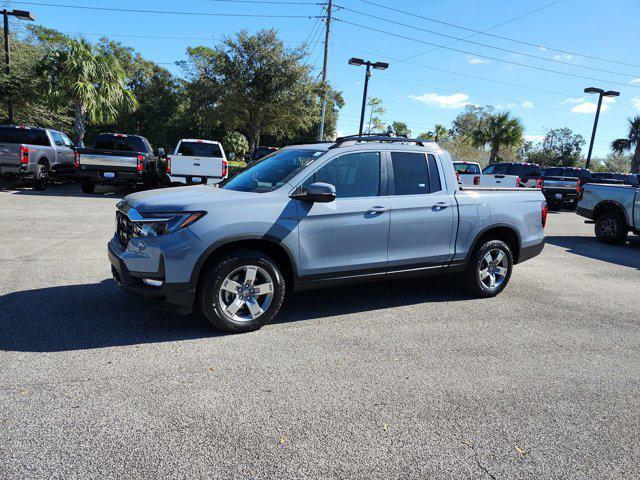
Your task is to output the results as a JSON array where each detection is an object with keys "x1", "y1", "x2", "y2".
[{"x1": 109, "y1": 136, "x2": 546, "y2": 333}]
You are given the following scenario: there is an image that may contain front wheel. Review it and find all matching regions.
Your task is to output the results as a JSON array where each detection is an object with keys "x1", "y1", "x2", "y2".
[
  {"x1": 462, "y1": 239, "x2": 513, "y2": 297},
  {"x1": 595, "y1": 212, "x2": 627, "y2": 244},
  {"x1": 198, "y1": 250, "x2": 286, "y2": 333}
]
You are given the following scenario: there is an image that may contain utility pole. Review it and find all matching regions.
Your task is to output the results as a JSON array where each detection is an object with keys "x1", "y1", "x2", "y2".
[
  {"x1": 2, "y1": 9, "x2": 35, "y2": 124},
  {"x1": 316, "y1": 0, "x2": 332, "y2": 141}
]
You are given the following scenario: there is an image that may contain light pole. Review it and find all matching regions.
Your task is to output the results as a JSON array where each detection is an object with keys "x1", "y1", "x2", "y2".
[
  {"x1": 583, "y1": 86, "x2": 619, "y2": 170},
  {"x1": 2, "y1": 9, "x2": 35, "y2": 124},
  {"x1": 348, "y1": 57, "x2": 388, "y2": 135}
]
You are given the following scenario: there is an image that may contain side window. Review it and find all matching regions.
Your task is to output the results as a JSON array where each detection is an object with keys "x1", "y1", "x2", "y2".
[
  {"x1": 427, "y1": 154, "x2": 442, "y2": 193},
  {"x1": 50, "y1": 131, "x2": 64, "y2": 147},
  {"x1": 483, "y1": 164, "x2": 495, "y2": 174},
  {"x1": 60, "y1": 133, "x2": 74, "y2": 147},
  {"x1": 308, "y1": 151, "x2": 380, "y2": 198},
  {"x1": 391, "y1": 152, "x2": 429, "y2": 195}
]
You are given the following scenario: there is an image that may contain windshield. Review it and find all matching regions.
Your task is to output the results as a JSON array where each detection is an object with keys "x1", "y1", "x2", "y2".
[
  {"x1": 453, "y1": 162, "x2": 481, "y2": 174},
  {"x1": 222, "y1": 148, "x2": 325, "y2": 193},
  {"x1": 177, "y1": 141, "x2": 223, "y2": 157}
]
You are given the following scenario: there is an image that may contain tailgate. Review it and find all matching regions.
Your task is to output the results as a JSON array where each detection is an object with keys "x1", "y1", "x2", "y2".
[
  {"x1": 479, "y1": 174, "x2": 519, "y2": 187},
  {"x1": 78, "y1": 150, "x2": 139, "y2": 168},
  {"x1": 171, "y1": 155, "x2": 223, "y2": 177},
  {"x1": 0, "y1": 143, "x2": 20, "y2": 166}
]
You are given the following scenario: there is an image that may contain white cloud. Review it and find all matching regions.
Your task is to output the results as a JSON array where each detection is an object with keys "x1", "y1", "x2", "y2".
[
  {"x1": 560, "y1": 97, "x2": 585, "y2": 105},
  {"x1": 468, "y1": 57, "x2": 489, "y2": 64},
  {"x1": 603, "y1": 96, "x2": 617, "y2": 105},
  {"x1": 410, "y1": 92, "x2": 470, "y2": 109},
  {"x1": 632, "y1": 97, "x2": 640, "y2": 110},
  {"x1": 571, "y1": 102, "x2": 610, "y2": 114},
  {"x1": 524, "y1": 134, "x2": 545, "y2": 142},
  {"x1": 631, "y1": 78, "x2": 640, "y2": 84},
  {"x1": 521, "y1": 100, "x2": 534, "y2": 108}
]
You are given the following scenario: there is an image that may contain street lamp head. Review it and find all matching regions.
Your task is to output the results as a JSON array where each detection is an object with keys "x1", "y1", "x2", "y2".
[
  {"x1": 372, "y1": 61, "x2": 389, "y2": 70},
  {"x1": 584, "y1": 87, "x2": 604, "y2": 95},
  {"x1": 10, "y1": 10, "x2": 35, "y2": 21},
  {"x1": 348, "y1": 57, "x2": 365, "y2": 66},
  {"x1": 604, "y1": 90, "x2": 620, "y2": 97}
]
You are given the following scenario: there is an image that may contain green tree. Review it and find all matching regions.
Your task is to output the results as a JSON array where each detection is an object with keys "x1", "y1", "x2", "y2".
[
  {"x1": 431, "y1": 124, "x2": 448, "y2": 143},
  {"x1": 471, "y1": 111, "x2": 524, "y2": 164},
  {"x1": 222, "y1": 131, "x2": 249, "y2": 160},
  {"x1": 611, "y1": 116, "x2": 640, "y2": 173},
  {"x1": 389, "y1": 121, "x2": 411, "y2": 137},
  {"x1": 451, "y1": 105, "x2": 494, "y2": 139},
  {"x1": 183, "y1": 29, "x2": 318, "y2": 150},
  {"x1": 40, "y1": 38, "x2": 137, "y2": 144},
  {"x1": 365, "y1": 97, "x2": 385, "y2": 134}
]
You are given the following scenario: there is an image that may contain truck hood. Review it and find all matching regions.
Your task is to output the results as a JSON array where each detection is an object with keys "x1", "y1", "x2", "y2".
[{"x1": 123, "y1": 185, "x2": 258, "y2": 213}]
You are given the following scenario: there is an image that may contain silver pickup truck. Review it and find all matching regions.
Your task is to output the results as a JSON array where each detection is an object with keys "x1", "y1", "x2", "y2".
[
  {"x1": 109, "y1": 135, "x2": 547, "y2": 333},
  {"x1": 577, "y1": 183, "x2": 640, "y2": 244},
  {"x1": 0, "y1": 125, "x2": 75, "y2": 190}
]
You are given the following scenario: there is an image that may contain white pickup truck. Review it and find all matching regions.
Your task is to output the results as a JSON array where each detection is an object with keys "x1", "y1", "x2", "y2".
[
  {"x1": 453, "y1": 161, "x2": 520, "y2": 187},
  {"x1": 165, "y1": 139, "x2": 228, "y2": 186}
]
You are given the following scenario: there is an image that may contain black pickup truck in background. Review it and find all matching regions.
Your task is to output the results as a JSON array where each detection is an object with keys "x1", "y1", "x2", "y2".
[
  {"x1": 74, "y1": 133, "x2": 164, "y2": 194},
  {"x1": 540, "y1": 167, "x2": 592, "y2": 209}
]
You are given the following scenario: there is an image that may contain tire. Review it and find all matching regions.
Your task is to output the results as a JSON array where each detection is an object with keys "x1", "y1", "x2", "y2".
[
  {"x1": 33, "y1": 164, "x2": 49, "y2": 191},
  {"x1": 198, "y1": 249, "x2": 286, "y2": 333},
  {"x1": 595, "y1": 212, "x2": 627, "y2": 245},
  {"x1": 463, "y1": 239, "x2": 514, "y2": 297},
  {"x1": 80, "y1": 178, "x2": 95, "y2": 194}
]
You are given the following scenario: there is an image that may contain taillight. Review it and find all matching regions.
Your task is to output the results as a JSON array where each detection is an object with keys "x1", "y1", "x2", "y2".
[
  {"x1": 73, "y1": 151, "x2": 80, "y2": 169},
  {"x1": 473, "y1": 176, "x2": 480, "y2": 185},
  {"x1": 456, "y1": 172, "x2": 460, "y2": 183},
  {"x1": 576, "y1": 179, "x2": 582, "y2": 193},
  {"x1": 19, "y1": 145, "x2": 29, "y2": 164},
  {"x1": 166, "y1": 156, "x2": 171, "y2": 174},
  {"x1": 537, "y1": 178, "x2": 542, "y2": 189},
  {"x1": 137, "y1": 154, "x2": 144, "y2": 172},
  {"x1": 222, "y1": 159, "x2": 228, "y2": 177},
  {"x1": 541, "y1": 201, "x2": 547, "y2": 228},
  {"x1": 516, "y1": 177, "x2": 521, "y2": 187}
]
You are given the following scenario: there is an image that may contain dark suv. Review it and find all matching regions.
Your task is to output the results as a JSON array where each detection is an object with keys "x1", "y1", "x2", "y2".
[{"x1": 482, "y1": 162, "x2": 542, "y2": 188}]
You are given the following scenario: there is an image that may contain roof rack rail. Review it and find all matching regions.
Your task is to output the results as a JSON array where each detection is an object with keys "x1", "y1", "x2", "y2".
[{"x1": 330, "y1": 134, "x2": 435, "y2": 149}]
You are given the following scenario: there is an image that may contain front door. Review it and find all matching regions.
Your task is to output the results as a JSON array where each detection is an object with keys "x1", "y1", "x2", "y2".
[
  {"x1": 387, "y1": 151, "x2": 456, "y2": 270},
  {"x1": 296, "y1": 151, "x2": 390, "y2": 279}
]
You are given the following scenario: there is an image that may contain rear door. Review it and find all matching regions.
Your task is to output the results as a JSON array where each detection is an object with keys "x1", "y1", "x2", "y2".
[
  {"x1": 387, "y1": 151, "x2": 456, "y2": 270},
  {"x1": 173, "y1": 141, "x2": 224, "y2": 178},
  {"x1": 49, "y1": 131, "x2": 74, "y2": 169}
]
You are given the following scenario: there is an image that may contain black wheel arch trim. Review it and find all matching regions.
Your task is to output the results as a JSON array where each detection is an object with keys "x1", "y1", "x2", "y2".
[
  {"x1": 593, "y1": 200, "x2": 629, "y2": 226},
  {"x1": 189, "y1": 234, "x2": 300, "y2": 290},
  {"x1": 464, "y1": 222, "x2": 523, "y2": 264}
]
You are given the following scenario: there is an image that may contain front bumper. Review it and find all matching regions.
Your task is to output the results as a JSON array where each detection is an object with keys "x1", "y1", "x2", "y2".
[{"x1": 108, "y1": 238, "x2": 196, "y2": 314}]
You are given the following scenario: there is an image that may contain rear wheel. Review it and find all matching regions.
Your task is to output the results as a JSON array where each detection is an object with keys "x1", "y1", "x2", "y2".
[
  {"x1": 80, "y1": 178, "x2": 95, "y2": 194},
  {"x1": 33, "y1": 164, "x2": 49, "y2": 191},
  {"x1": 595, "y1": 212, "x2": 627, "y2": 244},
  {"x1": 198, "y1": 249, "x2": 286, "y2": 333},
  {"x1": 463, "y1": 239, "x2": 513, "y2": 297}
]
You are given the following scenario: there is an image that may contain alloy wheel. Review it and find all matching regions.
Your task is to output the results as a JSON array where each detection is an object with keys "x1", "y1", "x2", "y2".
[
  {"x1": 217, "y1": 265, "x2": 274, "y2": 322},
  {"x1": 479, "y1": 248, "x2": 508, "y2": 290}
]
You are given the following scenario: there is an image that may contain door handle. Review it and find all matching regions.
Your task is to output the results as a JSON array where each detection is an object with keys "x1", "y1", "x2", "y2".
[
  {"x1": 367, "y1": 206, "x2": 388, "y2": 214},
  {"x1": 432, "y1": 202, "x2": 449, "y2": 211}
]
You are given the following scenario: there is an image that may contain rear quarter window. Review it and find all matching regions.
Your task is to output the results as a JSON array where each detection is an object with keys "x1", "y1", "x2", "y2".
[{"x1": 0, "y1": 127, "x2": 50, "y2": 146}]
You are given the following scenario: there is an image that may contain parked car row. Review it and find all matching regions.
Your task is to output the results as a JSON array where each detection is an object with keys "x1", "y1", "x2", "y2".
[{"x1": 0, "y1": 124, "x2": 277, "y2": 193}]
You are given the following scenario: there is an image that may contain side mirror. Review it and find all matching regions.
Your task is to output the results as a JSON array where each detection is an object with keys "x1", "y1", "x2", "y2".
[
  {"x1": 157, "y1": 148, "x2": 165, "y2": 156},
  {"x1": 290, "y1": 182, "x2": 336, "y2": 203},
  {"x1": 228, "y1": 152, "x2": 236, "y2": 161}
]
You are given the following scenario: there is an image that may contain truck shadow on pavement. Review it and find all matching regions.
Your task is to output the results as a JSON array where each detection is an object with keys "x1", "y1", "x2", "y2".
[
  {"x1": 546, "y1": 235, "x2": 640, "y2": 270},
  {"x1": 0, "y1": 277, "x2": 473, "y2": 353},
  {"x1": 1, "y1": 181, "x2": 126, "y2": 198}
]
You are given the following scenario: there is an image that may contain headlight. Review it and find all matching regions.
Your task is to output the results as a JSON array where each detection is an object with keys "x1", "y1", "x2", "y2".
[{"x1": 131, "y1": 211, "x2": 206, "y2": 237}]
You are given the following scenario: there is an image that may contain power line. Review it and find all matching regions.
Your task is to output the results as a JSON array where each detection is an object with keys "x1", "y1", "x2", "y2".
[
  {"x1": 201, "y1": 0, "x2": 320, "y2": 4},
  {"x1": 334, "y1": 18, "x2": 640, "y2": 90},
  {"x1": 10, "y1": 1, "x2": 321, "y2": 18},
  {"x1": 358, "y1": 0, "x2": 640, "y2": 70},
  {"x1": 329, "y1": 41, "x2": 640, "y2": 111},
  {"x1": 335, "y1": 5, "x2": 639, "y2": 78}
]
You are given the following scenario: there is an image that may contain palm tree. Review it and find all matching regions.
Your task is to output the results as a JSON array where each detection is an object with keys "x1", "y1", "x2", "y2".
[
  {"x1": 611, "y1": 116, "x2": 640, "y2": 173},
  {"x1": 431, "y1": 124, "x2": 448, "y2": 143},
  {"x1": 471, "y1": 112, "x2": 524, "y2": 164},
  {"x1": 40, "y1": 38, "x2": 137, "y2": 145}
]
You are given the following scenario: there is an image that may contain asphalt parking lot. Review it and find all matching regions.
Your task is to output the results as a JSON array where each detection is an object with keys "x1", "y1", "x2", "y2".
[{"x1": 1, "y1": 182, "x2": 639, "y2": 479}]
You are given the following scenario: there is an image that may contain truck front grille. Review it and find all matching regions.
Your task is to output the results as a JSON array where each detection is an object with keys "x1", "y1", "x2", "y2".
[{"x1": 116, "y1": 210, "x2": 133, "y2": 247}]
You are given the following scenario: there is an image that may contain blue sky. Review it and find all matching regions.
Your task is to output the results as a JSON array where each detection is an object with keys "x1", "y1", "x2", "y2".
[{"x1": 7, "y1": 0, "x2": 640, "y2": 157}]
